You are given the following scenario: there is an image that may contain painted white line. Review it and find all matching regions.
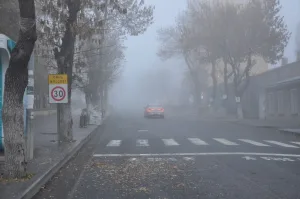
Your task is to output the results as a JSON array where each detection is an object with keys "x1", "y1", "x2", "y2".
[
  {"x1": 106, "y1": 140, "x2": 122, "y2": 147},
  {"x1": 136, "y1": 139, "x2": 149, "y2": 147},
  {"x1": 93, "y1": 152, "x2": 300, "y2": 158},
  {"x1": 264, "y1": 141, "x2": 299, "y2": 148},
  {"x1": 291, "y1": 142, "x2": 300, "y2": 145},
  {"x1": 147, "y1": 157, "x2": 177, "y2": 162},
  {"x1": 238, "y1": 139, "x2": 270, "y2": 147},
  {"x1": 148, "y1": 158, "x2": 163, "y2": 161},
  {"x1": 183, "y1": 157, "x2": 195, "y2": 161},
  {"x1": 214, "y1": 138, "x2": 239, "y2": 146},
  {"x1": 168, "y1": 157, "x2": 177, "y2": 161},
  {"x1": 188, "y1": 138, "x2": 208, "y2": 145},
  {"x1": 162, "y1": 139, "x2": 179, "y2": 146},
  {"x1": 260, "y1": 157, "x2": 295, "y2": 161},
  {"x1": 242, "y1": 156, "x2": 257, "y2": 160}
]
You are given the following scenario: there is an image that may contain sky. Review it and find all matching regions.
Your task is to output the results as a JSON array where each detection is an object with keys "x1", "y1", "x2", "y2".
[
  {"x1": 109, "y1": 0, "x2": 300, "y2": 108},
  {"x1": 280, "y1": 0, "x2": 300, "y2": 63},
  {"x1": 109, "y1": 0, "x2": 187, "y2": 108}
]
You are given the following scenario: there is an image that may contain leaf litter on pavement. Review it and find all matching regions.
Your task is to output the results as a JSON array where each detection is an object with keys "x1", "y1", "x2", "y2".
[{"x1": 72, "y1": 157, "x2": 201, "y2": 198}]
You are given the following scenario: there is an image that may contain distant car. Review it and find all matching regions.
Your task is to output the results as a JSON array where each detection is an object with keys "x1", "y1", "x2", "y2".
[{"x1": 144, "y1": 104, "x2": 165, "y2": 118}]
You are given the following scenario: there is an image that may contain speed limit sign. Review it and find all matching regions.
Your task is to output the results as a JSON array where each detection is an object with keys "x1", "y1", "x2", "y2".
[{"x1": 48, "y1": 74, "x2": 68, "y2": 103}]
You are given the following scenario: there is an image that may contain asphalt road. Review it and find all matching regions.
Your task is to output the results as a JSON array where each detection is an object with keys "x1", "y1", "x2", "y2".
[{"x1": 34, "y1": 110, "x2": 300, "y2": 199}]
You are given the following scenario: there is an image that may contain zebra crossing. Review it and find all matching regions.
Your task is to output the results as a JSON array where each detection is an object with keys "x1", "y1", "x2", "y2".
[{"x1": 105, "y1": 138, "x2": 300, "y2": 149}]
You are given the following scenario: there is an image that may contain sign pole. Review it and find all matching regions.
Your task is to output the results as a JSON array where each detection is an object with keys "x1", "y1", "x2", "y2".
[
  {"x1": 57, "y1": 103, "x2": 60, "y2": 140},
  {"x1": 48, "y1": 74, "x2": 68, "y2": 140}
]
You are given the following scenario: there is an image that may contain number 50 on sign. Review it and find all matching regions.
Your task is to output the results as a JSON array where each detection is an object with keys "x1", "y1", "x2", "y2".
[{"x1": 48, "y1": 74, "x2": 68, "y2": 104}]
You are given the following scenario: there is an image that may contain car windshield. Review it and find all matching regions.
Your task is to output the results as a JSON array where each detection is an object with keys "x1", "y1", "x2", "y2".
[
  {"x1": 148, "y1": 104, "x2": 163, "y2": 108},
  {"x1": 1, "y1": 0, "x2": 299, "y2": 199}
]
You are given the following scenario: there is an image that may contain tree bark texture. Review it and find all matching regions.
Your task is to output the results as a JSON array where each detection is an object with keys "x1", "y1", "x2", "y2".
[
  {"x1": 184, "y1": 55, "x2": 202, "y2": 107},
  {"x1": 3, "y1": 0, "x2": 37, "y2": 178},
  {"x1": 223, "y1": 60, "x2": 229, "y2": 113},
  {"x1": 223, "y1": 60, "x2": 228, "y2": 99},
  {"x1": 232, "y1": 53, "x2": 252, "y2": 119},
  {"x1": 211, "y1": 60, "x2": 217, "y2": 103},
  {"x1": 192, "y1": 74, "x2": 201, "y2": 106},
  {"x1": 54, "y1": 0, "x2": 81, "y2": 142}
]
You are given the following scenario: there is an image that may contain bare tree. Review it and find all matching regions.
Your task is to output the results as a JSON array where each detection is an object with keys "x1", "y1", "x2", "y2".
[
  {"x1": 37, "y1": 0, "x2": 154, "y2": 141},
  {"x1": 219, "y1": 0, "x2": 290, "y2": 118},
  {"x1": 157, "y1": 12, "x2": 207, "y2": 107},
  {"x1": 187, "y1": 0, "x2": 221, "y2": 104},
  {"x1": 158, "y1": 0, "x2": 290, "y2": 118},
  {"x1": 73, "y1": 0, "x2": 153, "y2": 118},
  {"x1": 3, "y1": 0, "x2": 37, "y2": 178}
]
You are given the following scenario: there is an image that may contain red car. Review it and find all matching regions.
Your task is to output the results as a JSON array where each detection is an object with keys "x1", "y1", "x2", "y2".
[{"x1": 144, "y1": 104, "x2": 165, "y2": 118}]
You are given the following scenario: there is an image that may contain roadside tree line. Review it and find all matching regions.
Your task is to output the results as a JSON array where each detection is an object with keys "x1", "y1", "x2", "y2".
[
  {"x1": 157, "y1": 0, "x2": 290, "y2": 117},
  {"x1": 0, "y1": 0, "x2": 154, "y2": 178}
]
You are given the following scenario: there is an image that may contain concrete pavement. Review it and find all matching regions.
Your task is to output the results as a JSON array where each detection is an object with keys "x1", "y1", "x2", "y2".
[
  {"x1": 0, "y1": 113, "x2": 101, "y2": 199},
  {"x1": 33, "y1": 110, "x2": 300, "y2": 199}
]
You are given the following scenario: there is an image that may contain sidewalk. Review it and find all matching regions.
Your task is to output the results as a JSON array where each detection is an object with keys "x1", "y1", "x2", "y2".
[
  {"x1": 0, "y1": 112, "x2": 104, "y2": 199},
  {"x1": 204, "y1": 114, "x2": 300, "y2": 136},
  {"x1": 231, "y1": 118, "x2": 300, "y2": 129}
]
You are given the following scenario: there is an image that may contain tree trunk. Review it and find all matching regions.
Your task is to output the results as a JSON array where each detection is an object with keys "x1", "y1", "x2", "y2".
[
  {"x1": 84, "y1": 89, "x2": 92, "y2": 124},
  {"x1": 103, "y1": 84, "x2": 108, "y2": 111},
  {"x1": 54, "y1": 0, "x2": 81, "y2": 142},
  {"x1": 223, "y1": 60, "x2": 229, "y2": 113},
  {"x1": 192, "y1": 75, "x2": 201, "y2": 106},
  {"x1": 235, "y1": 53, "x2": 252, "y2": 119},
  {"x1": 223, "y1": 60, "x2": 228, "y2": 99},
  {"x1": 3, "y1": 0, "x2": 37, "y2": 178},
  {"x1": 91, "y1": 90, "x2": 101, "y2": 107},
  {"x1": 85, "y1": 90, "x2": 91, "y2": 110},
  {"x1": 184, "y1": 55, "x2": 201, "y2": 107},
  {"x1": 211, "y1": 60, "x2": 217, "y2": 106}
]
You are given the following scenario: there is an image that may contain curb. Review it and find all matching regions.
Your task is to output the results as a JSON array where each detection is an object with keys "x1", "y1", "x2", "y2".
[
  {"x1": 227, "y1": 120, "x2": 278, "y2": 129},
  {"x1": 228, "y1": 120, "x2": 300, "y2": 136},
  {"x1": 19, "y1": 125, "x2": 100, "y2": 199},
  {"x1": 278, "y1": 129, "x2": 300, "y2": 137}
]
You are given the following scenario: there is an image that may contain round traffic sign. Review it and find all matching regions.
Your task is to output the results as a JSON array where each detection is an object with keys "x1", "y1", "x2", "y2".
[{"x1": 51, "y1": 86, "x2": 66, "y2": 102}]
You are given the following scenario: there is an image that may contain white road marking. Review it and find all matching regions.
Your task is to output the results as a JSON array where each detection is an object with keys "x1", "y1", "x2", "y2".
[
  {"x1": 264, "y1": 141, "x2": 299, "y2": 148},
  {"x1": 147, "y1": 158, "x2": 163, "y2": 161},
  {"x1": 242, "y1": 156, "x2": 257, "y2": 160},
  {"x1": 93, "y1": 152, "x2": 300, "y2": 158},
  {"x1": 183, "y1": 157, "x2": 195, "y2": 161},
  {"x1": 136, "y1": 139, "x2": 149, "y2": 147},
  {"x1": 291, "y1": 142, "x2": 300, "y2": 145},
  {"x1": 188, "y1": 138, "x2": 208, "y2": 145},
  {"x1": 238, "y1": 139, "x2": 270, "y2": 146},
  {"x1": 147, "y1": 157, "x2": 178, "y2": 162},
  {"x1": 168, "y1": 157, "x2": 177, "y2": 161},
  {"x1": 162, "y1": 139, "x2": 179, "y2": 146},
  {"x1": 213, "y1": 138, "x2": 239, "y2": 146},
  {"x1": 260, "y1": 157, "x2": 295, "y2": 161},
  {"x1": 106, "y1": 140, "x2": 122, "y2": 147}
]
